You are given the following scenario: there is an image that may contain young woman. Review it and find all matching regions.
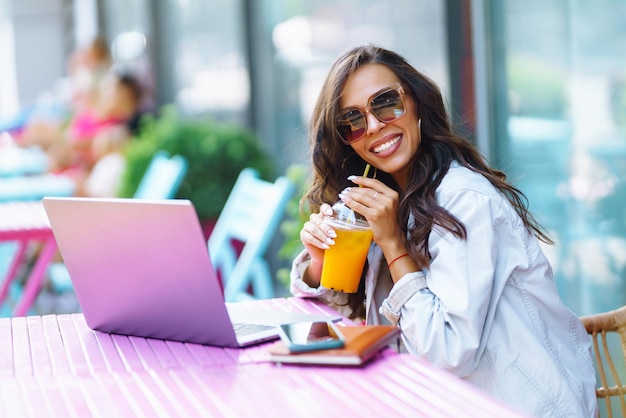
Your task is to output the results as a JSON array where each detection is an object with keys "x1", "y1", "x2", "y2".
[{"x1": 291, "y1": 45, "x2": 597, "y2": 417}]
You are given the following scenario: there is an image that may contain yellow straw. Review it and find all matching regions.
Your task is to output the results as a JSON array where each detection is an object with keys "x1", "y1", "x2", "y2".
[
  {"x1": 346, "y1": 164, "x2": 371, "y2": 224},
  {"x1": 360, "y1": 164, "x2": 371, "y2": 187}
]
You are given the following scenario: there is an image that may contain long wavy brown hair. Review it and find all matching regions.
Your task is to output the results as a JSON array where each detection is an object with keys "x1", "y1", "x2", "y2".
[{"x1": 303, "y1": 45, "x2": 552, "y2": 319}]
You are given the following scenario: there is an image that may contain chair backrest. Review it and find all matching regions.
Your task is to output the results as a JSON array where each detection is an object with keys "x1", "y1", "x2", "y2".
[
  {"x1": 580, "y1": 305, "x2": 626, "y2": 418},
  {"x1": 208, "y1": 167, "x2": 294, "y2": 302},
  {"x1": 133, "y1": 150, "x2": 188, "y2": 199}
]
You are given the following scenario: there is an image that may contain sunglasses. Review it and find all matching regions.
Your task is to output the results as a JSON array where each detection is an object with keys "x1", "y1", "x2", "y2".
[{"x1": 336, "y1": 83, "x2": 407, "y2": 144}]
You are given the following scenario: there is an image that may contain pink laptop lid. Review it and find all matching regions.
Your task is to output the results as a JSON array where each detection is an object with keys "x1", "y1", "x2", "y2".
[{"x1": 42, "y1": 197, "x2": 242, "y2": 347}]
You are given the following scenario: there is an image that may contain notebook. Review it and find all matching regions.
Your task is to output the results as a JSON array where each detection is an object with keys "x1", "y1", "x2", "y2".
[
  {"x1": 42, "y1": 197, "x2": 339, "y2": 348},
  {"x1": 266, "y1": 325, "x2": 401, "y2": 366}
]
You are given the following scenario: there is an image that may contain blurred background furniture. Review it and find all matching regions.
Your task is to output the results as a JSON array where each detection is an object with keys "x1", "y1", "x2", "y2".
[
  {"x1": 0, "y1": 139, "x2": 75, "y2": 203},
  {"x1": 580, "y1": 305, "x2": 626, "y2": 418},
  {"x1": 0, "y1": 201, "x2": 56, "y2": 316},
  {"x1": 208, "y1": 167, "x2": 293, "y2": 302},
  {"x1": 0, "y1": 174, "x2": 76, "y2": 203},
  {"x1": 132, "y1": 150, "x2": 188, "y2": 199},
  {"x1": 47, "y1": 150, "x2": 188, "y2": 294},
  {"x1": 0, "y1": 143, "x2": 48, "y2": 178}
]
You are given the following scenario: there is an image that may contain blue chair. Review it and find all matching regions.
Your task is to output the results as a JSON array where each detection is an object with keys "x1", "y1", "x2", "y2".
[
  {"x1": 208, "y1": 168, "x2": 294, "y2": 302},
  {"x1": 48, "y1": 150, "x2": 188, "y2": 294},
  {"x1": 132, "y1": 150, "x2": 188, "y2": 199}
]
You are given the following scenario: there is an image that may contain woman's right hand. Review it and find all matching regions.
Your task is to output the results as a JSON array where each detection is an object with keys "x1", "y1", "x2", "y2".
[
  {"x1": 300, "y1": 203, "x2": 335, "y2": 263},
  {"x1": 299, "y1": 203, "x2": 335, "y2": 286}
]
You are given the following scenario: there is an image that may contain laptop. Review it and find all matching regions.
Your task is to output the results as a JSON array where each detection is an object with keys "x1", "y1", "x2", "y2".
[{"x1": 42, "y1": 197, "x2": 339, "y2": 348}]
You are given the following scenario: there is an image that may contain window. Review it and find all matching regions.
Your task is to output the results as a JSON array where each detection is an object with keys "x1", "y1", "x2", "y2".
[
  {"x1": 490, "y1": 0, "x2": 626, "y2": 315},
  {"x1": 251, "y1": 0, "x2": 449, "y2": 169}
]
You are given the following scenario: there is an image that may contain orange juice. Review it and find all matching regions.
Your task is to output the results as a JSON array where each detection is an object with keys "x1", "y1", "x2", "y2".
[{"x1": 320, "y1": 218, "x2": 372, "y2": 293}]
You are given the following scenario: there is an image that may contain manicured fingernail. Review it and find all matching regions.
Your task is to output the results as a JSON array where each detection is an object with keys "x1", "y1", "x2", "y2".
[
  {"x1": 321, "y1": 243, "x2": 330, "y2": 249},
  {"x1": 338, "y1": 192, "x2": 346, "y2": 200},
  {"x1": 328, "y1": 229, "x2": 337, "y2": 238},
  {"x1": 326, "y1": 238, "x2": 335, "y2": 245},
  {"x1": 347, "y1": 175, "x2": 356, "y2": 180}
]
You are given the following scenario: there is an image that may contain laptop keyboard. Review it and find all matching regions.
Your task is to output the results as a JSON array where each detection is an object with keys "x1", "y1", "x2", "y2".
[{"x1": 232, "y1": 322, "x2": 275, "y2": 337}]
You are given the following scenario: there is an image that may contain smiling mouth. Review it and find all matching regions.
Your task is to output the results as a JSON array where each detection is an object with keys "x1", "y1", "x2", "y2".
[{"x1": 372, "y1": 135, "x2": 400, "y2": 153}]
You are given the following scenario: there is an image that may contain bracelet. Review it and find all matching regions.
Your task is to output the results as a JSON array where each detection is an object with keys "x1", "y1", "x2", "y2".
[{"x1": 388, "y1": 252, "x2": 409, "y2": 269}]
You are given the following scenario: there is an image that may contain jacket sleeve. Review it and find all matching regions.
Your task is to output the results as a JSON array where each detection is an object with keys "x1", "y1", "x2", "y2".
[
  {"x1": 290, "y1": 249, "x2": 356, "y2": 319},
  {"x1": 380, "y1": 188, "x2": 521, "y2": 377},
  {"x1": 289, "y1": 249, "x2": 330, "y2": 298}
]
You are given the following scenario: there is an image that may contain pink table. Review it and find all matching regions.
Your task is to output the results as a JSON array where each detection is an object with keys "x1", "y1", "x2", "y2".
[
  {"x1": 0, "y1": 297, "x2": 526, "y2": 417},
  {"x1": 0, "y1": 201, "x2": 57, "y2": 316}
]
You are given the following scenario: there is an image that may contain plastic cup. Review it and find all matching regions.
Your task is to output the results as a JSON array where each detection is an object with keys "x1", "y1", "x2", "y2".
[{"x1": 320, "y1": 215, "x2": 372, "y2": 293}]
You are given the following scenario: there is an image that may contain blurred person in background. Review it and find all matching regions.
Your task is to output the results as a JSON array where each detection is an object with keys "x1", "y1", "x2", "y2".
[
  {"x1": 66, "y1": 36, "x2": 114, "y2": 115},
  {"x1": 45, "y1": 69, "x2": 142, "y2": 178},
  {"x1": 18, "y1": 67, "x2": 142, "y2": 198},
  {"x1": 19, "y1": 36, "x2": 113, "y2": 150},
  {"x1": 72, "y1": 123, "x2": 130, "y2": 197}
]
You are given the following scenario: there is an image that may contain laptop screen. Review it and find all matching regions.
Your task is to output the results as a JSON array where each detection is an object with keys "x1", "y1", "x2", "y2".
[{"x1": 43, "y1": 197, "x2": 241, "y2": 346}]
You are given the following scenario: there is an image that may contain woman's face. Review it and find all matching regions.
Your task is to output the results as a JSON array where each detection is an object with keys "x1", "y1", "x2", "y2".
[{"x1": 338, "y1": 63, "x2": 420, "y2": 189}]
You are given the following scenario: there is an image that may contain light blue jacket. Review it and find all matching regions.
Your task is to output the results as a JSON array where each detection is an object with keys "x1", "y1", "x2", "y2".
[{"x1": 291, "y1": 162, "x2": 598, "y2": 417}]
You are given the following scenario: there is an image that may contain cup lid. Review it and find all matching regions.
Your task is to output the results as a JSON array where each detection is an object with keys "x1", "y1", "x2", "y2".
[{"x1": 328, "y1": 201, "x2": 369, "y2": 228}]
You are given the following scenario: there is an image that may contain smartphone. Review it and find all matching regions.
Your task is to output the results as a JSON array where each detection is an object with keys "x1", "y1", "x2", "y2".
[{"x1": 278, "y1": 321, "x2": 345, "y2": 353}]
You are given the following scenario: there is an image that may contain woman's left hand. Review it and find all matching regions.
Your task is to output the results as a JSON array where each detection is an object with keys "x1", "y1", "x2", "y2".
[{"x1": 338, "y1": 175, "x2": 404, "y2": 249}]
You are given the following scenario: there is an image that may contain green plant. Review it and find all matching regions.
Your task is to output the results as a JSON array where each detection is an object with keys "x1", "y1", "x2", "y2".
[
  {"x1": 276, "y1": 163, "x2": 310, "y2": 288},
  {"x1": 119, "y1": 105, "x2": 275, "y2": 220}
]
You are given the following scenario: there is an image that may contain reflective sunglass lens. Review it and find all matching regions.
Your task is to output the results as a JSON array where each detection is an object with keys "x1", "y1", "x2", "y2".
[
  {"x1": 337, "y1": 110, "x2": 366, "y2": 143},
  {"x1": 336, "y1": 85, "x2": 405, "y2": 143},
  {"x1": 338, "y1": 124, "x2": 363, "y2": 143},
  {"x1": 371, "y1": 90, "x2": 405, "y2": 122}
]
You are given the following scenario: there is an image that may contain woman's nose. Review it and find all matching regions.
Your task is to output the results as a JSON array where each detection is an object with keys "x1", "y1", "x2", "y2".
[{"x1": 365, "y1": 111, "x2": 386, "y2": 136}]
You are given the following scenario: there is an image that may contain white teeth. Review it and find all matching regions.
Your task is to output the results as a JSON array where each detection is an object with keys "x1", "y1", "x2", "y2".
[{"x1": 373, "y1": 136, "x2": 400, "y2": 153}]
